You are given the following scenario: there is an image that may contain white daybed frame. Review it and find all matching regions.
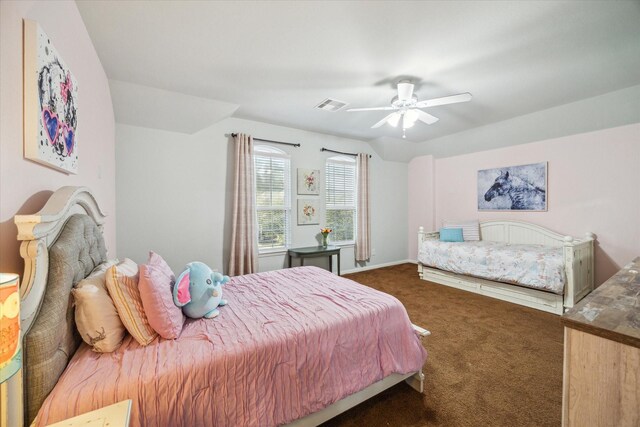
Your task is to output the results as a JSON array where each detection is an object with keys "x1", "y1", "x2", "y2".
[
  {"x1": 14, "y1": 186, "x2": 429, "y2": 427},
  {"x1": 417, "y1": 221, "x2": 595, "y2": 315}
]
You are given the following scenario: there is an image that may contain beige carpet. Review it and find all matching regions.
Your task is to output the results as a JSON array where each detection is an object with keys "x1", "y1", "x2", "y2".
[{"x1": 322, "y1": 263, "x2": 564, "y2": 427}]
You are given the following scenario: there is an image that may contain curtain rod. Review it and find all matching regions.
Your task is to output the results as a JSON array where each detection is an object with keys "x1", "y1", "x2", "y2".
[
  {"x1": 229, "y1": 133, "x2": 300, "y2": 147},
  {"x1": 321, "y1": 148, "x2": 371, "y2": 158}
]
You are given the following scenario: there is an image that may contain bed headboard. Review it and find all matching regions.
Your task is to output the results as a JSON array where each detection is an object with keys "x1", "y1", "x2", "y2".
[
  {"x1": 15, "y1": 186, "x2": 108, "y2": 425},
  {"x1": 418, "y1": 220, "x2": 594, "y2": 247},
  {"x1": 479, "y1": 220, "x2": 584, "y2": 247}
]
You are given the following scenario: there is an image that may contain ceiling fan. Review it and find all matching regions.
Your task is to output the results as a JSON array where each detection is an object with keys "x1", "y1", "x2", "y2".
[{"x1": 347, "y1": 81, "x2": 472, "y2": 138}]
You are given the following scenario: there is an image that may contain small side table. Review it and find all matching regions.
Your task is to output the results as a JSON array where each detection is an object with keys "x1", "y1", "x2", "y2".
[
  {"x1": 46, "y1": 400, "x2": 132, "y2": 427},
  {"x1": 287, "y1": 245, "x2": 341, "y2": 275}
]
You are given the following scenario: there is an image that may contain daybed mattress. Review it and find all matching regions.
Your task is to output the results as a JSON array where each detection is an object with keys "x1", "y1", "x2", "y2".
[
  {"x1": 36, "y1": 266, "x2": 427, "y2": 427},
  {"x1": 418, "y1": 240, "x2": 566, "y2": 294}
]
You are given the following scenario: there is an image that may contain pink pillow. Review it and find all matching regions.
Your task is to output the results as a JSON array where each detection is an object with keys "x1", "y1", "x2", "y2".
[{"x1": 138, "y1": 252, "x2": 184, "y2": 339}]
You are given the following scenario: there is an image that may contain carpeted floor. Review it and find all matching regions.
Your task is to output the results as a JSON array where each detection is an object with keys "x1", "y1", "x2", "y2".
[{"x1": 323, "y1": 263, "x2": 564, "y2": 427}]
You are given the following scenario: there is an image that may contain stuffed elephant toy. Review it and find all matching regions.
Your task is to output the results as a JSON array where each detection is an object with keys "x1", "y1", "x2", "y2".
[{"x1": 173, "y1": 261, "x2": 230, "y2": 319}]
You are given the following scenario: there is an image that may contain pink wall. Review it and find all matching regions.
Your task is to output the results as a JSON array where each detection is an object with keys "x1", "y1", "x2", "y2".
[
  {"x1": 409, "y1": 123, "x2": 640, "y2": 285},
  {"x1": 407, "y1": 155, "x2": 435, "y2": 260},
  {"x1": 0, "y1": 1, "x2": 116, "y2": 275}
]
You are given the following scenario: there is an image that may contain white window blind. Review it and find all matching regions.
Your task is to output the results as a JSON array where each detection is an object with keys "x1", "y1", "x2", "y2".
[
  {"x1": 325, "y1": 156, "x2": 356, "y2": 243},
  {"x1": 254, "y1": 146, "x2": 291, "y2": 252}
]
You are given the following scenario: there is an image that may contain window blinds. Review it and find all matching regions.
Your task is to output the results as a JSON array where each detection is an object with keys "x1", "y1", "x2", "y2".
[
  {"x1": 255, "y1": 155, "x2": 287, "y2": 208},
  {"x1": 325, "y1": 160, "x2": 356, "y2": 208},
  {"x1": 325, "y1": 158, "x2": 356, "y2": 243},
  {"x1": 254, "y1": 151, "x2": 290, "y2": 250}
]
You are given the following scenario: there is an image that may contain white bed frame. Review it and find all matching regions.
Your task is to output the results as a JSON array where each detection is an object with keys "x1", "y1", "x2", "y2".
[
  {"x1": 14, "y1": 186, "x2": 429, "y2": 426},
  {"x1": 417, "y1": 221, "x2": 595, "y2": 315}
]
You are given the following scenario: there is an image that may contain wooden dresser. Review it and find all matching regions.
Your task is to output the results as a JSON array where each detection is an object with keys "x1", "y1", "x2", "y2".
[{"x1": 561, "y1": 257, "x2": 640, "y2": 427}]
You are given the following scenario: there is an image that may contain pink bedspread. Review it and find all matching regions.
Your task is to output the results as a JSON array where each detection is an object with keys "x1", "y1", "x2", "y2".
[{"x1": 36, "y1": 267, "x2": 427, "y2": 426}]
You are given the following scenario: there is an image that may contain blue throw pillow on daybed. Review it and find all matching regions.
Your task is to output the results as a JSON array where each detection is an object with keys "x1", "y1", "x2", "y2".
[{"x1": 440, "y1": 227, "x2": 464, "y2": 242}]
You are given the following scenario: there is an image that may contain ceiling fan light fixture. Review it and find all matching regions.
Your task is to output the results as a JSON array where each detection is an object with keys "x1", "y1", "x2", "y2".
[
  {"x1": 403, "y1": 115, "x2": 415, "y2": 129},
  {"x1": 403, "y1": 109, "x2": 419, "y2": 128},
  {"x1": 347, "y1": 80, "x2": 471, "y2": 136},
  {"x1": 387, "y1": 112, "x2": 402, "y2": 127}
]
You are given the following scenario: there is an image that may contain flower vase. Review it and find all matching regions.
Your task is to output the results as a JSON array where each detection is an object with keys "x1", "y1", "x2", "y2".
[{"x1": 322, "y1": 234, "x2": 328, "y2": 248}]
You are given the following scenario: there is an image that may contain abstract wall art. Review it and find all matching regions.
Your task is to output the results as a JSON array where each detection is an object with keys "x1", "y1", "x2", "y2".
[
  {"x1": 478, "y1": 162, "x2": 547, "y2": 211},
  {"x1": 23, "y1": 20, "x2": 79, "y2": 174}
]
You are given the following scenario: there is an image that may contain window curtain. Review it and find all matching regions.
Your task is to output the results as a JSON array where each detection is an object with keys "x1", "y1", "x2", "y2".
[
  {"x1": 355, "y1": 153, "x2": 371, "y2": 261},
  {"x1": 228, "y1": 133, "x2": 258, "y2": 276}
]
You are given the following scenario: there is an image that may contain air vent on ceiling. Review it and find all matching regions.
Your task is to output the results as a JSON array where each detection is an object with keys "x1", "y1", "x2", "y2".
[{"x1": 315, "y1": 98, "x2": 348, "y2": 112}]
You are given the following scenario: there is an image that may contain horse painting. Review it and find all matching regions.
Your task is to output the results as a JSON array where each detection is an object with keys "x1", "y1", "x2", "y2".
[{"x1": 478, "y1": 163, "x2": 547, "y2": 211}]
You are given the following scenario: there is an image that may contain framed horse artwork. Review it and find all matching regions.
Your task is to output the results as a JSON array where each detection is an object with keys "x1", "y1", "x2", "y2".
[{"x1": 477, "y1": 162, "x2": 547, "y2": 211}]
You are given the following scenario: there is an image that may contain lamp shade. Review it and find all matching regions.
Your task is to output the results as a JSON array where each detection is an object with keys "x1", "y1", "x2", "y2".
[
  {"x1": 0, "y1": 273, "x2": 21, "y2": 383},
  {"x1": 387, "y1": 112, "x2": 402, "y2": 127},
  {"x1": 403, "y1": 109, "x2": 419, "y2": 128}
]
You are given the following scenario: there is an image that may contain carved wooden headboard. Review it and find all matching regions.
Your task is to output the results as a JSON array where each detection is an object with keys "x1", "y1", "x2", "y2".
[{"x1": 15, "y1": 186, "x2": 108, "y2": 425}]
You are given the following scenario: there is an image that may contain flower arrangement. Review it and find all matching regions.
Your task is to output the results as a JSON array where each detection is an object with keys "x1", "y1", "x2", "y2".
[
  {"x1": 303, "y1": 204, "x2": 316, "y2": 219},
  {"x1": 320, "y1": 227, "x2": 332, "y2": 247},
  {"x1": 305, "y1": 172, "x2": 316, "y2": 191}
]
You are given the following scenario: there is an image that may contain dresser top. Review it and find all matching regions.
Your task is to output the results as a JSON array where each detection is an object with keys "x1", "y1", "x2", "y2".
[{"x1": 562, "y1": 257, "x2": 640, "y2": 348}]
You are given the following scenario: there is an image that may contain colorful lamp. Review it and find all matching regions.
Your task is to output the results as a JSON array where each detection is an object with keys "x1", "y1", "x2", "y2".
[{"x1": 0, "y1": 273, "x2": 21, "y2": 383}]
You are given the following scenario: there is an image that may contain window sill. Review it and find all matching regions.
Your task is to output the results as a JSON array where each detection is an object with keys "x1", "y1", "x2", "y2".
[
  {"x1": 258, "y1": 249, "x2": 288, "y2": 257},
  {"x1": 332, "y1": 242, "x2": 355, "y2": 248}
]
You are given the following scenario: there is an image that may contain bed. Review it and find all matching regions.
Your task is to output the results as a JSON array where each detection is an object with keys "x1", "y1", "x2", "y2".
[
  {"x1": 417, "y1": 221, "x2": 595, "y2": 315},
  {"x1": 15, "y1": 186, "x2": 428, "y2": 426}
]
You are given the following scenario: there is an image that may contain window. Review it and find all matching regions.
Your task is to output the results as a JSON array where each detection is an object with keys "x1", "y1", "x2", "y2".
[
  {"x1": 254, "y1": 145, "x2": 291, "y2": 252},
  {"x1": 325, "y1": 156, "x2": 357, "y2": 244}
]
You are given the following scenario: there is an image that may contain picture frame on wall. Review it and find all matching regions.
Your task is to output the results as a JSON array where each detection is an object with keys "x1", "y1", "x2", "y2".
[
  {"x1": 477, "y1": 162, "x2": 547, "y2": 211},
  {"x1": 297, "y1": 169, "x2": 320, "y2": 195},
  {"x1": 23, "y1": 19, "x2": 79, "y2": 174},
  {"x1": 297, "y1": 199, "x2": 320, "y2": 225}
]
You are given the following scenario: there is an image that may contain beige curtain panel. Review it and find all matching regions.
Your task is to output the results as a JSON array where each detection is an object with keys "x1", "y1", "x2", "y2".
[
  {"x1": 228, "y1": 133, "x2": 258, "y2": 276},
  {"x1": 355, "y1": 153, "x2": 371, "y2": 261}
]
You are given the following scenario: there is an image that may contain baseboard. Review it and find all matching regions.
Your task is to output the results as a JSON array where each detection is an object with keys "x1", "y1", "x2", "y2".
[{"x1": 341, "y1": 259, "x2": 413, "y2": 275}]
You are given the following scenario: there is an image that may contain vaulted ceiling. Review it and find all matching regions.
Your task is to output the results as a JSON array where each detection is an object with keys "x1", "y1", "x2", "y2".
[{"x1": 77, "y1": 1, "x2": 640, "y2": 155}]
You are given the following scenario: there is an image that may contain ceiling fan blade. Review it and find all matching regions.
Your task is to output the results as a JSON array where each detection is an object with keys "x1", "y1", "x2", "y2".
[
  {"x1": 416, "y1": 109, "x2": 439, "y2": 125},
  {"x1": 347, "y1": 106, "x2": 397, "y2": 112},
  {"x1": 371, "y1": 112, "x2": 398, "y2": 128},
  {"x1": 415, "y1": 92, "x2": 472, "y2": 108},
  {"x1": 397, "y1": 81, "x2": 415, "y2": 101}
]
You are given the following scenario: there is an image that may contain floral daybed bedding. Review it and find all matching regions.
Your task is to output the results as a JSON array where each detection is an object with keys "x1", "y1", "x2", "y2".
[{"x1": 418, "y1": 240, "x2": 566, "y2": 294}]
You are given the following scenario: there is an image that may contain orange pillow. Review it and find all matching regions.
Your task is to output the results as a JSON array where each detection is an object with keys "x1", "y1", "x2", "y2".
[{"x1": 105, "y1": 259, "x2": 158, "y2": 346}]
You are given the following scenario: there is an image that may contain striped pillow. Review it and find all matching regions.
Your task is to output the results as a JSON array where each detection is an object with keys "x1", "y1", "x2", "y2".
[
  {"x1": 106, "y1": 259, "x2": 158, "y2": 346},
  {"x1": 443, "y1": 220, "x2": 480, "y2": 241}
]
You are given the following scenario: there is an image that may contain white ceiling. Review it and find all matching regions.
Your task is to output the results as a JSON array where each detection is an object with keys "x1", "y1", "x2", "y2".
[
  {"x1": 77, "y1": 1, "x2": 640, "y2": 152},
  {"x1": 109, "y1": 80, "x2": 239, "y2": 133}
]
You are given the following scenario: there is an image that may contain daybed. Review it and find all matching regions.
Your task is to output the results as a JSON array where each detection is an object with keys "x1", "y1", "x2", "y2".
[
  {"x1": 417, "y1": 221, "x2": 595, "y2": 315},
  {"x1": 15, "y1": 186, "x2": 429, "y2": 427}
]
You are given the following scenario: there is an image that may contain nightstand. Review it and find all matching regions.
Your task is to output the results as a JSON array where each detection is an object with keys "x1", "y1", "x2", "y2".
[
  {"x1": 561, "y1": 258, "x2": 640, "y2": 426},
  {"x1": 46, "y1": 400, "x2": 132, "y2": 427}
]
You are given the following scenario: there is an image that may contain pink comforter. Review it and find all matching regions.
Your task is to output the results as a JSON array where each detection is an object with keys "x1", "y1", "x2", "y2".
[{"x1": 37, "y1": 267, "x2": 426, "y2": 426}]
